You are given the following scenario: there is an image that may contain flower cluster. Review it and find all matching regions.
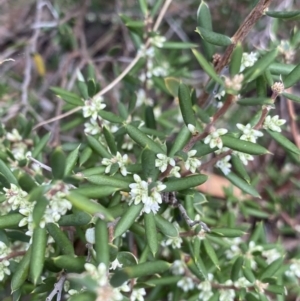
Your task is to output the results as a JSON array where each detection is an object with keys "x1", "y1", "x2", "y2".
[
  {"x1": 240, "y1": 52, "x2": 258, "y2": 72},
  {"x1": 155, "y1": 153, "x2": 175, "y2": 173},
  {"x1": 185, "y1": 150, "x2": 201, "y2": 173},
  {"x1": 128, "y1": 174, "x2": 166, "y2": 214},
  {"x1": 204, "y1": 128, "x2": 228, "y2": 149},
  {"x1": 0, "y1": 241, "x2": 11, "y2": 281},
  {"x1": 263, "y1": 115, "x2": 286, "y2": 132},
  {"x1": 102, "y1": 152, "x2": 130, "y2": 176},
  {"x1": 84, "y1": 263, "x2": 125, "y2": 301},
  {"x1": 236, "y1": 123, "x2": 263, "y2": 143},
  {"x1": 82, "y1": 95, "x2": 106, "y2": 135}
]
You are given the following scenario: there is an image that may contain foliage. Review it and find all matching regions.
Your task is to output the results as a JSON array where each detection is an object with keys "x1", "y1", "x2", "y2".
[{"x1": 1, "y1": 0, "x2": 300, "y2": 300}]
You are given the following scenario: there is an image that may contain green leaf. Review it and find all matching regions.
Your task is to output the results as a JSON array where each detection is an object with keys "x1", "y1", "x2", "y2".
[
  {"x1": 168, "y1": 126, "x2": 191, "y2": 157},
  {"x1": 52, "y1": 255, "x2": 86, "y2": 273},
  {"x1": 66, "y1": 192, "x2": 114, "y2": 221},
  {"x1": 11, "y1": 248, "x2": 31, "y2": 292},
  {"x1": 79, "y1": 147, "x2": 93, "y2": 166},
  {"x1": 260, "y1": 257, "x2": 283, "y2": 280},
  {"x1": 0, "y1": 213, "x2": 23, "y2": 229},
  {"x1": 222, "y1": 135, "x2": 269, "y2": 155},
  {"x1": 161, "y1": 42, "x2": 198, "y2": 49},
  {"x1": 265, "y1": 10, "x2": 300, "y2": 19},
  {"x1": 164, "y1": 77, "x2": 180, "y2": 97},
  {"x1": 230, "y1": 42, "x2": 243, "y2": 76},
  {"x1": 86, "y1": 135, "x2": 112, "y2": 158},
  {"x1": 203, "y1": 238, "x2": 219, "y2": 269},
  {"x1": 114, "y1": 203, "x2": 144, "y2": 238},
  {"x1": 244, "y1": 48, "x2": 278, "y2": 83},
  {"x1": 195, "y1": 27, "x2": 232, "y2": 46},
  {"x1": 50, "y1": 87, "x2": 83, "y2": 106},
  {"x1": 267, "y1": 130, "x2": 300, "y2": 155},
  {"x1": 154, "y1": 214, "x2": 178, "y2": 237},
  {"x1": 237, "y1": 97, "x2": 274, "y2": 106},
  {"x1": 141, "y1": 148, "x2": 159, "y2": 182},
  {"x1": 231, "y1": 256, "x2": 244, "y2": 281},
  {"x1": 85, "y1": 174, "x2": 130, "y2": 190},
  {"x1": 110, "y1": 260, "x2": 171, "y2": 287},
  {"x1": 178, "y1": 83, "x2": 196, "y2": 127},
  {"x1": 164, "y1": 174, "x2": 208, "y2": 192},
  {"x1": 0, "y1": 159, "x2": 18, "y2": 186},
  {"x1": 192, "y1": 49, "x2": 224, "y2": 85},
  {"x1": 125, "y1": 124, "x2": 165, "y2": 154},
  {"x1": 224, "y1": 172, "x2": 261, "y2": 198},
  {"x1": 30, "y1": 227, "x2": 47, "y2": 285},
  {"x1": 58, "y1": 211, "x2": 92, "y2": 226},
  {"x1": 231, "y1": 154, "x2": 251, "y2": 183},
  {"x1": 75, "y1": 185, "x2": 119, "y2": 198},
  {"x1": 197, "y1": 0, "x2": 215, "y2": 60},
  {"x1": 282, "y1": 92, "x2": 300, "y2": 103},
  {"x1": 283, "y1": 62, "x2": 300, "y2": 88},
  {"x1": 103, "y1": 126, "x2": 118, "y2": 155},
  {"x1": 32, "y1": 132, "x2": 51, "y2": 158},
  {"x1": 65, "y1": 144, "x2": 80, "y2": 176},
  {"x1": 265, "y1": 284, "x2": 285, "y2": 295},
  {"x1": 209, "y1": 228, "x2": 246, "y2": 238},
  {"x1": 268, "y1": 62, "x2": 295, "y2": 75},
  {"x1": 144, "y1": 212, "x2": 158, "y2": 256},
  {"x1": 50, "y1": 147, "x2": 66, "y2": 179},
  {"x1": 46, "y1": 223, "x2": 75, "y2": 256},
  {"x1": 98, "y1": 110, "x2": 124, "y2": 123},
  {"x1": 95, "y1": 218, "x2": 109, "y2": 267}
]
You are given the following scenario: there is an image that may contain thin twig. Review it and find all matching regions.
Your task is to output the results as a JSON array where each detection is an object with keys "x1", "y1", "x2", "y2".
[
  {"x1": 28, "y1": 156, "x2": 52, "y2": 172},
  {"x1": 0, "y1": 251, "x2": 26, "y2": 262},
  {"x1": 33, "y1": 0, "x2": 173, "y2": 130},
  {"x1": 46, "y1": 272, "x2": 67, "y2": 301}
]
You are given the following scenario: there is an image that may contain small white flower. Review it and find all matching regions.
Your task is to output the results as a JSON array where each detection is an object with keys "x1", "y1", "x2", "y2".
[
  {"x1": 161, "y1": 235, "x2": 183, "y2": 249},
  {"x1": 82, "y1": 95, "x2": 106, "y2": 120},
  {"x1": 286, "y1": 259, "x2": 300, "y2": 278},
  {"x1": 214, "y1": 90, "x2": 225, "y2": 100},
  {"x1": 110, "y1": 258, "x2": 123, "y2": 270},
  {"x1": 155, "y1": 153, "x2": 175, "y2": 173},
  {"x1": 219, "y1": 287, "x2": 235, "y2": 301},
  {"x1": 85, "y1": 228, "x2": 95, "y2": 244},
  {"x1": 136, "y1": 89, "x2": 154, "y2": 107},
  {"x1": 263, "y1": 115, "x2": 286, "y2": 132},
  {"x1": 3, "y1": 184, "x2": 28, "y2": 211},
  {"x1": 198, "y1": 274, "x2": 213, "y2": 299},
  {"x1": 129, "y1": 175, "x2": 165, "y2": 214},
  {"x1": 84, "y1": 118, "x2": 101, "y2": 135},
  {"x1": 169, "y1": 166, "x2": 181, "y2": 178},
  {"x1": 102, "y1": 152, "x2": 129, "y2": 176},
  {"x1": 130, "y1": 288, "x2": 146, "y2": 301},
  {"x1": 262, "y1": 248, "x2": 281, "y2": 265},
  {"x1": 236, "y1": 123, "x2": 263, "y2": 143},
  {"x1": 216, "y1": 155, "x2": 232, "y2": 175},
  {"x1": 185, "y1": 150, "x2": 201, "y2": 173},
  {"x1": 224, "y1": 238, "x2": 242, "y2": 259},
  {"x1": 144, "y1": 182, "x2": 166, "y2": 214},
  {"x1": 6, "y1": 129, "x2": 22, "y2": 142},
  {"x1": 85, "y1": 262, "x2": 108, "y2": 286},
  {"x1": 171, "y1": 260, "x2": 186, "y2": 275},
  {"x1": 129, "y1": 174, "x2": 149, "y2": 206},
  {"x1": 240, "y1": 52, "x2": 258, "y2": 72},
  {"x1": 234, "y1": 277, "x2": 252, "y2": 288},
  {"x1": 188, "y1": 124, "x2": 197, "y2": 135},
  {"x1": 138, "y1": 45, "x2": 155, "y2": 58},
  {"x1": 150, "y1": 35, "x2": 166, "y2": 48},
  {"x1": 204, "y1": 128, "x2": 228, "y2": 149},
  {"x1": 177, "y1": 277, "x2": 194, "y2": 292},
  {"x1": 233, "y1": 151, "x2": 254, "y2": 166}
]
